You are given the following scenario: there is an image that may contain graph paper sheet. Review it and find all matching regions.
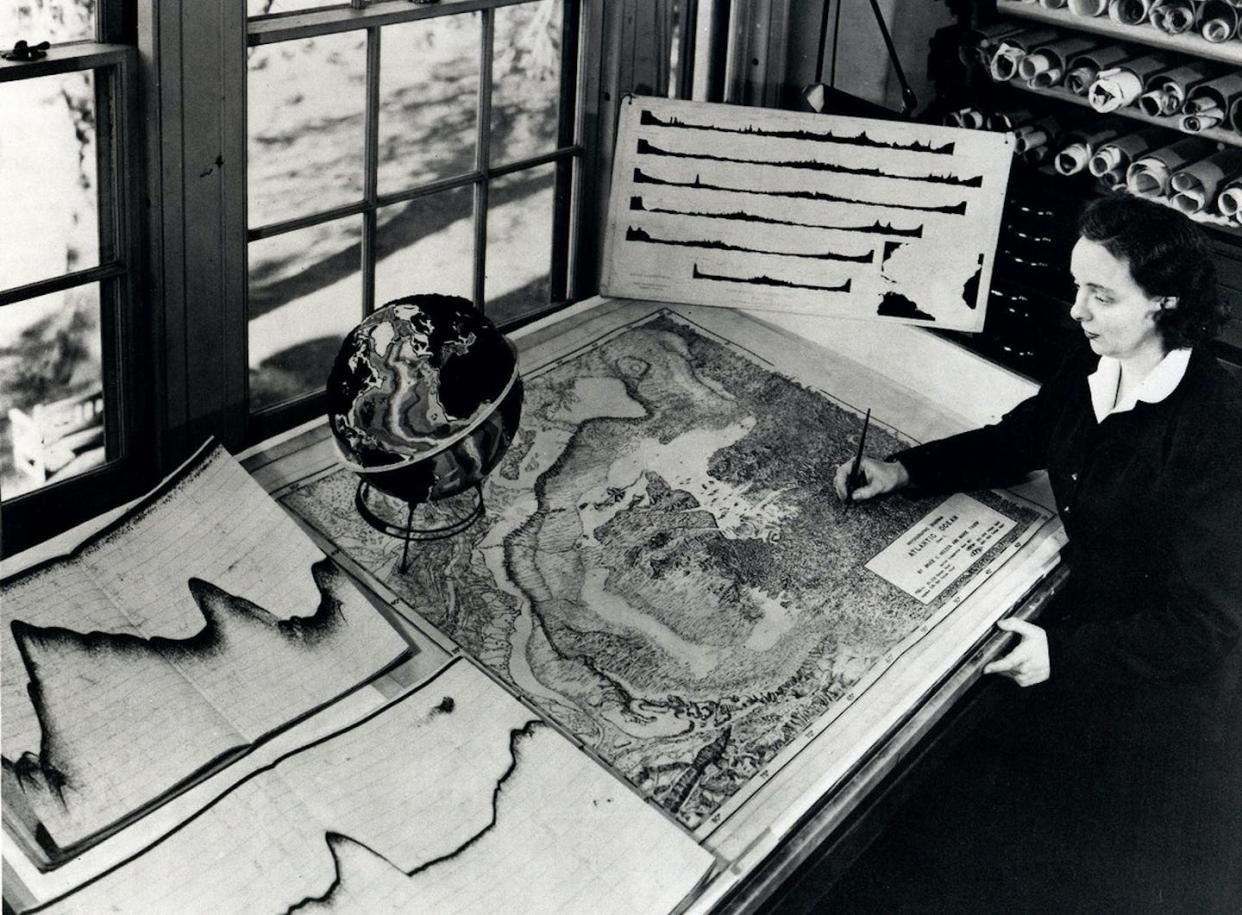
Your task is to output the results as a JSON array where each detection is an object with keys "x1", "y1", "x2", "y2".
[
  {"x1": 601, "y1": 96, "x2": 1013, "y2": 330},
  {"x1": 19, "y1": 658, "x2": 713, "y2": 915},
  {"x1": 1, "y1": 443, "x2": 411, "y2": 867}
]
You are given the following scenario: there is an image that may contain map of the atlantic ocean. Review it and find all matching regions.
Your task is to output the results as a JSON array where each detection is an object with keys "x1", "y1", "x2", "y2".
[{"x1": 284, "y1": 309, "x2": 1051, "y2": 835}]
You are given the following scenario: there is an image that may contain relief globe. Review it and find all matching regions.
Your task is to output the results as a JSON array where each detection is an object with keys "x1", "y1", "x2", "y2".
[{"x1": 327, "y1": 294, "x2": 523, "y2": 512}]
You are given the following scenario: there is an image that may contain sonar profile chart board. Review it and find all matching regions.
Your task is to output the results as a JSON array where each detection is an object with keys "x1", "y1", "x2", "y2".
[
  {"x1": 601, "y1": 96, "x2": 1014, "y2": 331},
  {"x1": 0, "y1": 443, "x2": 411, "y2": 869}
]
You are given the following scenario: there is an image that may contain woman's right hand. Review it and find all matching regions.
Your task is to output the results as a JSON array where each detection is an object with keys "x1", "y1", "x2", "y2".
[{"x1": 832, "y1": 457, "x2": 910, "y2": 503}]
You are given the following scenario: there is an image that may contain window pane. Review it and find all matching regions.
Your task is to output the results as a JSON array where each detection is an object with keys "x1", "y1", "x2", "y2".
[
  {"x1": 0, "y1": 70, "x2": 100, "y2": 290},
  {"x1": 376, "y1": 186, "x2": 475, "y2": 306},
  {"x1": 2, "y1": 1, "x2": 94, "y2": 44},
  {"x1": 247, "y1": 0, "x2": 345, "y2": 16},
  {"x1": 491, "y1": 0, "x2": 563, "y2": 167},
  {"x1": 0, "y1": 286, "x2": 105, "y2": 500},
  {"x1": 249, "y1": 218, "x2": 364, "y2": 410},
  {"x1": 378, "y1": 15, "x2": 480, "y2": 196},
  {"x1": 486, "y1": 164, "x2": 554, "y2": 325},
  {"x1": 248, "y1": 32, "x2": 366, "y2": 228}
]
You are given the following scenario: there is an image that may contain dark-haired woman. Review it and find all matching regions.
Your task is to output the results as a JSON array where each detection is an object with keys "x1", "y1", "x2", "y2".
[{"x1": 834, "y1": 195, "x2": 1242, "y2": 912}]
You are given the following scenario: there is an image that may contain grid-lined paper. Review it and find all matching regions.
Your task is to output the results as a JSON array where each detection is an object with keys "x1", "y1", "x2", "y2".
[
  {"x1": 1, "y1": 444, "x2": 410, "y2": 862},
  {"x1": 34, "y1": 659, "x2": 714, "y2": 915}
]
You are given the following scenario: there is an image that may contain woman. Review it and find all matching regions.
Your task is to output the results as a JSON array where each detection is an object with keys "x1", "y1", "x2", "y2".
[{"x1": 834, "y1": 195, "x2": 1242, "y2": 912}]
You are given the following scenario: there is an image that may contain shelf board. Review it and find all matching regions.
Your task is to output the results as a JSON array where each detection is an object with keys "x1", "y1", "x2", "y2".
[
  {"x1": 1003, "y1": 119, "x2": 1242, "y2": 238},
  {"x1": 997, "y1": 0, "x2": 1242, "y2": 66},
  {"x1": 1004, "y1": 76, "x2": 1242, "y2": 147}
]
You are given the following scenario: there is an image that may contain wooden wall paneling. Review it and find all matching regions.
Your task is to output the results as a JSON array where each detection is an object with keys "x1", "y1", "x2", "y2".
[
  {"x1": 139, "y1": 0, "x2": 247, "y2": 463},
  {"x1": 625, "y1": 0, "x2": 672, "y2": 97},
  {"x1": 725, "y1": 0, "x2": 792, "y2": 108},
  {"x1": 222, "y1": 0, "x2": 247, "y2": 446},
  {"x1": 691, "y1": 0, "x2": 731, "y2": 102},
  {"x1": 575, "y1": 0, "x2": 658, "y2": 297},
  {"x1": 139, "y1": 0, "x2": 185, "y2": 456},
  {"x1": 550, "y1": 0, "x2": 582, "y2": 303},
  {"x1": 569, "y1": 0, "x2": 606, "y2": 298},
  {"x1": 780, "y1": 0, "x2": 832, "y2": 109}
]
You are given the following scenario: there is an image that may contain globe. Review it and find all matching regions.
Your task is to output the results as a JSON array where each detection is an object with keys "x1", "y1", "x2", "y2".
[{"x1": 327, "y1": 294, "x2": 523, "y2": 508}]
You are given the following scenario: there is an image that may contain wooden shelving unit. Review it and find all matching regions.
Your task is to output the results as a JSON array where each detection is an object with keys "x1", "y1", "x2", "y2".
[
  {"x1": 933, "y1": 2, "x2": 1242, "y2": 376},
  {"x1": 1002, "y1": 80, "x2": 1242, "y2": 237},
  {"x1": 997, "y1": 0, "x2": 1242, "y2": 66},
  {"x1": 1006, "y1": 77, "x2": 1242, "y2": 148}
]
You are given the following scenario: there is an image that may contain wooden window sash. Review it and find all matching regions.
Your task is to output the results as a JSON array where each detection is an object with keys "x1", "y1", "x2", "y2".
[{"x1": 1, "y1": 43, "x2": 150, "y2": 556}]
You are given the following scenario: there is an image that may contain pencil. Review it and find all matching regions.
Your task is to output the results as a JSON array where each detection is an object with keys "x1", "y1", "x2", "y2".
[{"x1": 845, "y1": 408, "x2": 871, "y2": 503}]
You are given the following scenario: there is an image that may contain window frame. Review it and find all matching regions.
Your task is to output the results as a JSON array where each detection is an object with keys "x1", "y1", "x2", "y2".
[
  {"x1": 244, "y1": 0, "x2": 588, "y2": 442},
  {"x1": 0, "y1": 36, "x2": 151, "y2": 558}
]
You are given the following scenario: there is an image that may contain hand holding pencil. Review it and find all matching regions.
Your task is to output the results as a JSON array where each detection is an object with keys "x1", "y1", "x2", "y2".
[{"x1": 832, "y1": 410, "x2": 911, "y2": 503}]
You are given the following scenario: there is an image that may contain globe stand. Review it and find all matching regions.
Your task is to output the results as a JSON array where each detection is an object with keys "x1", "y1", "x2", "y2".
[{"x1": 354, "y1": 481, "x2": 486, "y2": 573}]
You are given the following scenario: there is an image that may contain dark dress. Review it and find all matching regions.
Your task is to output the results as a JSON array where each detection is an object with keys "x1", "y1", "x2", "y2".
[{"x1": 884, "y1": 346, "x2": 1242, "y2": 913}]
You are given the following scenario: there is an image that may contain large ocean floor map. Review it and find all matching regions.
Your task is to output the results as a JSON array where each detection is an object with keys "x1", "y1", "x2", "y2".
[{"x1": 285, "y1": 310, "x2": 1049, "y2": 834}]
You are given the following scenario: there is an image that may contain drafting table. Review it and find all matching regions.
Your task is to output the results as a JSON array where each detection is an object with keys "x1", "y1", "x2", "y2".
[{"x1": 1, "y1": 295, "x2": 1066, "y2": 914}]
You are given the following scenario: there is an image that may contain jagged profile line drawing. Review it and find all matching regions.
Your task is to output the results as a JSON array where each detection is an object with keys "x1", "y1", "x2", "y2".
[
  {"x1": 691, "y1": 264, "x2": 853, "y2": 293},
  {"x1": 625, "y1": 226, "x2": 875, "y2": 263},
  {"x1": 634, "y1": 169, "x2": 969, "y2": 216},
  {"x1": 877, "y1": 291, "x2": 937, "y2": 321},
  {"x1": 3, "y1": 558, "x2": 381, "y2": 862},
  {"x1": 636, "y1": 139, "x2": 984, "y2": 187},
  {"x1": 638, "y1": 108, "x2": 956, "y2": 155},
  {"x1": 629, "y1": 196, "x2": 925, "y2": 237},
  {"x1": 283, "y1": 722, "x2": 542, "y2": 914}
]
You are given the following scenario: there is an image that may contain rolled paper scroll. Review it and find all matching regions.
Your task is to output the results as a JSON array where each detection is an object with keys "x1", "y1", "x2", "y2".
[
  {"x1": 1013, "y1": 115, "x2": 1062, "y2": 156},
  {"x1": 1215, "y1": 177, "x2": 1242, "y2": 218},
  {"x1": 1169, "y1": 148, "x2": 1242, "y2": 212},
  {"x1": 942, "y1": 107, "x2": 986, "y2": 129},
  {"x1": 1139, "y1": 61, "x2": 1226, "y2": 116},
  {"x1": 989, "y1": 28, "x2": 1061, "y2": 81},
  {"x1": 959, "y1": 108, "x2": 986, "y2": 129},
  {"x1": 965, "y1": 22, "x2": 1027, "y2": 67},
  {"x1": 1069, "y1": 0, "x2": 1110, "y2": 13},
  {"x1": 1019, "y1": 35, "x2": 1104, "y2": 87},
  {"x1": 1109, "y1": 0, "x2": 1153, "y2": 24},
  {"x1": 1229, "y1": 95, "x2": 1242, "y2": 134},
  {"x1": 1097, "y1": 166, "x2": 1127, "y2": 188},
  {"x1": 1089, "y1": 56, "x2": 1172, "y2": 112},
  {"x1": 1024, "y1": 146, "x2": 1052, "y2": 165},
  {"x1": 1125, "y1": 136, "x2": 1212, "y2": 197},
  {"x1": 1186, "y1": 72, "x2": 1242, "y2": 130},
  {"x1": 1180, "y1": 106, "x2": 1223, "y2": 131},
  {"x1": 1199, "y1": 0, "x2": 1241, "y2": 42},
  {"x1": 987, "y1": 108, "x2": 1037, "y2": 130},
  {"x1": 1148, "y1": 0, "x2": 1200, "y2": 34},
  {"x1": 1089, "y1": 126, "x2": 1168, "y2": 179},
  {"x1": 1065, "y1": 45, "x2": 1133, "y2": 95},
  {"x1": 1040, "y1": 0, "x2": 1070, "y2": 8},
  {"x1": 1055, "y1": 126, "x2": 1124, "y2": 174}
]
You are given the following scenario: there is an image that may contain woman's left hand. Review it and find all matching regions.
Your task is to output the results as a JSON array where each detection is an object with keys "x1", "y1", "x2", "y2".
[{"x1": 983, "y1": 618, "x2": 1050, "y2": 687}]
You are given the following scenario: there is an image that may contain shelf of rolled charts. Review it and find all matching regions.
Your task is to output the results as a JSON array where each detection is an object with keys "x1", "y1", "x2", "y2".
[
  {"x1": 986, "y1": 117, "x2": 1242, "y2": 238},
  {"x1": 1006, "y1": 76, "x2": 1242, "y2": 148},
  {"x1": 997, "y1": 1, "x2": 1242, "y2": 66},
  {"x1": 1047, "y1": 162, "x2": 1242, "y2": 237}
]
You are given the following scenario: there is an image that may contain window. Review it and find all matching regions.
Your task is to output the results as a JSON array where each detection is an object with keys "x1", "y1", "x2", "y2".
[
  {"x1": 245, "y1": 0, "x2": 583, "y2": 433},
  {"x1": 1, "y1": 1, "x2": 146, "y2": 554}
]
